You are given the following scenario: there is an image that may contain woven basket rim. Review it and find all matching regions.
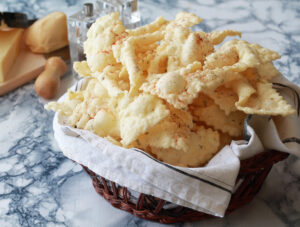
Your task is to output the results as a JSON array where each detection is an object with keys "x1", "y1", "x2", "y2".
[{"x1": 79, "y1": 150, "x2": 289, "y2": 224}]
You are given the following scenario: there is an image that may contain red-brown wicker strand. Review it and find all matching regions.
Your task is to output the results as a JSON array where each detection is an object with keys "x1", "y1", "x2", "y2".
[
  {"x1": 81, "y1": 150, "x2": 289, "y2": 224},
  {"x1": 154, "y1": 200, "x2": 165, "y2": 214},
  {"x1": 111, "y1": 182, "x2": 118, "y2": 199},
  {"x1": 136, "y1": 194, "x2": 145, "y2": 210}
]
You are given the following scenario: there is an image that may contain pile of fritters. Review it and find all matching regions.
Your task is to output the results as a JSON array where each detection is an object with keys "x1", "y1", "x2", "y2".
[{"x1": 46, "y1": 12, "x2": 295, "y2": 167}]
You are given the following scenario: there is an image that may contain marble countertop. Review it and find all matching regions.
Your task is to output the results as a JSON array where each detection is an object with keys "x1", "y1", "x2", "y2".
[{"x1": 1, "y1": 0, "x2": 300, "y2": 226}]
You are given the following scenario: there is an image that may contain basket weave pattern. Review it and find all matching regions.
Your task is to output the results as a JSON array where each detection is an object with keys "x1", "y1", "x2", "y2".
[{"x1": 81, "y1": 150, "x2": 289, "y2": 224}]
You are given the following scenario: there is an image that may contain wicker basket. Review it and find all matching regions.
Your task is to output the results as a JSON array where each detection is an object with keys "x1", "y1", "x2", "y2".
[{"x1": 81, "y1": 150, "x2": 288, "y2": 224}]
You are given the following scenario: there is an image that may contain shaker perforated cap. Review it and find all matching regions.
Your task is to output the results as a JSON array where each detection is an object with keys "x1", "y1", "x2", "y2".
[{"x1": 83, "y1": 3, "x2": 94, "y2": 17}]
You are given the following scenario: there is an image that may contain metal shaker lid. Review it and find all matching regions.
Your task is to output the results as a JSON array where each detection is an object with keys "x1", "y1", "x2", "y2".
[{"x1": 83, "y1": 3, "x2": 94, "y2": 17}]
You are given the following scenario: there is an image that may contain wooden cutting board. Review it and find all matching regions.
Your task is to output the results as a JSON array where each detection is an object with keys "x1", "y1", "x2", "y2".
[{"x1": 0, "y1": 43, "x2": 46, "y2": 96}]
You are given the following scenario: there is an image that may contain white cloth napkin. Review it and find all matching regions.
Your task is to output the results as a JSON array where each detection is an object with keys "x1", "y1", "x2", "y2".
[{"x1": 52, "y1": 75, "x2": 300, "y2": 217}]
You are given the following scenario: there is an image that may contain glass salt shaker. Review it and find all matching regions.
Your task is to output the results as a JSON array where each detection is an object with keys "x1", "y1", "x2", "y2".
[
  {"x1": 67, "y1": 3, "x2": 100, "y2": 78},
  {"x1": 67, "y1": 1, "x2": 141, "y2": 78}
]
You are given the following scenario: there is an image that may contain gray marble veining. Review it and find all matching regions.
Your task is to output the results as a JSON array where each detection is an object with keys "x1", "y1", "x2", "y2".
[{"x1": 0, "y1": 0, "x2": 300, "y2": 226}]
